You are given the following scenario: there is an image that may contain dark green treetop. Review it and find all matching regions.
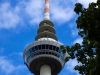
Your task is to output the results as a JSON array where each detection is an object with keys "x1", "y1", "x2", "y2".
[{"x1": 61, "y1": 0, "x2": 100, "y2": 75}]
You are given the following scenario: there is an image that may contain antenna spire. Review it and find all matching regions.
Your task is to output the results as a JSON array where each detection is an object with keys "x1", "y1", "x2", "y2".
[{"x1": 44, "y1": 0, "x2": 50, "y2": 20}]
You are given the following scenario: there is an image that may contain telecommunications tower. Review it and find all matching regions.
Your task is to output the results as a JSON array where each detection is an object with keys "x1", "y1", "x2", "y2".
[{"x1": 23, "y1": 0, "x2": 65, "y2": 75}]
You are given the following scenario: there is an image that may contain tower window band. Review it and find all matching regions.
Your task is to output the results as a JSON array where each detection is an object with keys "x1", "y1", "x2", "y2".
[{"x1": 24, "y1": 44, "x2": 63, "y2": 62}]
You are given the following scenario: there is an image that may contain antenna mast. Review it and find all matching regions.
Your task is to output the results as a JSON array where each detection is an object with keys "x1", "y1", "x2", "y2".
[{"x1": 44, "y1": 0, "x2": 50, "y2": 20}]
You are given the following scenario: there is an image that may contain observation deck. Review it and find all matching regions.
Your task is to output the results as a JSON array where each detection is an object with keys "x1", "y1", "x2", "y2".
[{"x1": 23, "y1": 38, "x2": 65, "y2": 75}]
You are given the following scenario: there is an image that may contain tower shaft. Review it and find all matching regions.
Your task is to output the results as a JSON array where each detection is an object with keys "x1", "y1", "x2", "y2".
[
  {"x1": 23, "y1": 0, "x2": 65, "y2": 75},
  {"x1": 40, "y1": 65, "x2": 51, "y2": 75}
]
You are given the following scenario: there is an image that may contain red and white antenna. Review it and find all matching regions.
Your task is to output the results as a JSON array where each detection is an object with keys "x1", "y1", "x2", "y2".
[{"x1": 44, "y1": 0, "x2": 50, "y2": 20}]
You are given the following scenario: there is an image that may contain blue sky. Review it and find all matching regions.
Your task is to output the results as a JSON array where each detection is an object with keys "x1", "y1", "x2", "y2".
[{"x1": 0, "y1": 0, "x2": 97, "y2": 75}]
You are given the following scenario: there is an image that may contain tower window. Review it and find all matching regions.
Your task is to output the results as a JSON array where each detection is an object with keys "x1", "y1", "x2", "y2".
[
  {"x1": 36, "y1": 52, "x2": 39, "y2": 55},
  {"x1": 49, "y1": 52, "x2": 51, "y2": 54},
  {"x1": 52, "y1": 53, "x2": 54, "y2": 55},
  {"x1": 58, "y1": 49, "x2": 62, "y2": 54},
  {"x1": 34, "y1": 46, "x2": 38, "y2": 51},
  {"x1": 49, "y1": 45, "x2": 52, "y2": 50},
  {"x1": 32, "y1": 47, "x2": 35, "y2": 52},
  {"x1": 29, "y1": 49, "x2": 32, "y2": 53},
  {"x1": 42, "y1": 44, "x2": 45, "y2": 49},
  {"x1": 52, "y1": 46, "x2": 56, "y2": 50},
  {"x1": 56, "y1": 47, "x2": 59, "y2": 52},
  {"x1": 46, "y1": 44, "x2": 49, "y2": 49},
  {"x1": 27, "y1": 51, "x2": 30, "y2": 56},
  {"x1": 38, "y1": 45, "x2": 41, "y2": 50},
  {"x1": 39, "y1": 52, "x2": 42, "y2": 54},
  {"x1": 46, "y1": 52, "x2": 48, "y2": 54},
  {"x1": 43, "y1": 52, "x2": 45, "y2": 54}
]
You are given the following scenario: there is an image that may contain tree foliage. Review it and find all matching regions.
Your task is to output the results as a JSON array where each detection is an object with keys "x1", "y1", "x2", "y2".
[{"x1": 61, "y1": 0, "x2": 100, "y2": 75}]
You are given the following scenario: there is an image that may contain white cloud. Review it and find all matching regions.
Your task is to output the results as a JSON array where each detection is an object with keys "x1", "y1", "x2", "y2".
[
  {"x1": 9, "y1": 52, "x2": 22, "y2": 57},
  {"x1": 0, "y1": 0, "x2": 97, "y2": 29},
  {"x1": 59, "y1": 59, "x2": 80, "y2": 75},
  {"x1": 24, "y1": 0, "x2": 76, "y2": 25},
  {"x1": 0, "y1": 0, "x2": 76, "y2": 29},
  {"x1": 68, "y1": 22, "x2": 78, "y2": 37},
  {"x1": 0, "y1": 3, "x2": 21, "y2": 29},
  {"x1": 51, "y1": 7, "x2": 75, "y2": 24},
  {"x1": 24, "y1": 0, "x2": 44, "y2": 24},
  {"x1": 0, "y1": 56, "x2": 25, "y2": 75},
  {"x1": 0, "y1": 57, "x2": 14, "y2": 74},
  {"x1": 51, "y1": 0, "x2": 75, "y2": 24},
  {"x1": 71, "y1": 29, "x2": 78, "y2": 37},
  {"x1": 66, "y1": 20, "x2": 78, "y2": 38},
  {"x1": 73, "y1": 38, "x2": 83, "y2": 44},
  {"x1": 66, "y1": 59, "x2": 79, "y2": 72},
  {"x1": 77, "y1": 0, "x2": 97, "y2": 8},
  {"x1": 0, "y1": 52, "x2": 32, "y2": 75}
]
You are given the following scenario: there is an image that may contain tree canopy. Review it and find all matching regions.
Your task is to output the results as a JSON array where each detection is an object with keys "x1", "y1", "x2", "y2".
[{"x1": 61, "y1": 0, "x2": 100, "y2": 75}]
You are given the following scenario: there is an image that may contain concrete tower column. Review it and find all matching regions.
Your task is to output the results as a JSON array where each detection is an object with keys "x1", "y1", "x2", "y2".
[
  {"x1": 40, "y1": 65, "x2": 51, "y2": 75},
  {"x1": 23, "y1": 0, "x2": 65, "y2": 75}
]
